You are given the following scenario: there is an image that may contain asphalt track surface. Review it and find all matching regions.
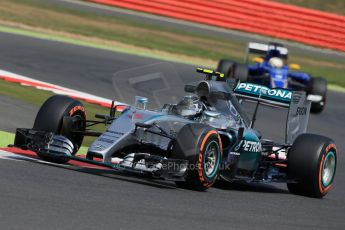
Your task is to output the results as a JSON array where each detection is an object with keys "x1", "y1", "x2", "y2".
[{"x1": 0, "y1": 32, "x2": 345, "y2": 230}]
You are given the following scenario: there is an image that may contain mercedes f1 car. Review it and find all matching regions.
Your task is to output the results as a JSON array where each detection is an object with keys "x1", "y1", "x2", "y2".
[
  {"x1": 217, "y1": 42, "x2": 328, "y2": 113},
  {"x1": 12, "y1": 68, "x2": 337, "y2": 197}
]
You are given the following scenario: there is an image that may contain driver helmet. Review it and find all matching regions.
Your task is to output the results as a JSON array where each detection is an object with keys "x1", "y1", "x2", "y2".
[
  {"x1": 176, "y1": 95, "x2": 203, "y2": 118},
  {"x1": 268, "y1": 57, "x2": 284, "y2": 69}
]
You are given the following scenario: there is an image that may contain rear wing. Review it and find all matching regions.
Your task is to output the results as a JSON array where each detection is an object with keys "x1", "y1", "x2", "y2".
[
  {"x1": 234, "y1": 82, "x2": 311, "y2": 144},
  {"x1": 234, "y1": 82, "x2": 291, "y2": 107},
  {"x1": 245, "y1": 42, "x2": 288, "y2": 63}
]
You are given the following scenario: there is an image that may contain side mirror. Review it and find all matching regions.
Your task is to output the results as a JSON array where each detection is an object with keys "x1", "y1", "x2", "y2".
[
  {"x1": 289, "y1": 63, "x2": 301, "y2": 70},
  {"x1": 184, "y1": 85, "x2": 197, "y2": 93}
]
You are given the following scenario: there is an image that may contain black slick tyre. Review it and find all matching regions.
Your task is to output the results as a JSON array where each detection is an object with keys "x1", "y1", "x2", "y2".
[
  {"x1": 171, "y1": 123, "x2": 222, "y2": 191},
  {"x1": 287, "y1": 134, "x2": 337, "y2": 198},
  {"x1": 33, "y1": 95, "x2": 86, "y2": 163},
  {"x1": 308, "y1": 77, "x2": 327, "y2": 113},
  {"x1": 233, "y1": 63, "x2": 249, "y2": 82},
  {"x1": 217, "y1": 59, "x2": 235, "y2": 79}
]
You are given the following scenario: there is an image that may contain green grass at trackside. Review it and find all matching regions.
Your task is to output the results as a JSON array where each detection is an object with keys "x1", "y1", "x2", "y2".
[
  {"x1": 273, "y1": 0, "x2": 345, "y2": 15},
  {"x1": 0, "y1": 131, "x2": 14, "y2": 149},
  {"x1": 0, "y1": 0, "x2": 345, "y2": 89},
  {"x1": 0, "y1": 79, "x2": 111, "y2": 147},
  {"x1": 0, "y1": 0, "x2": 244, "y2": 62}
]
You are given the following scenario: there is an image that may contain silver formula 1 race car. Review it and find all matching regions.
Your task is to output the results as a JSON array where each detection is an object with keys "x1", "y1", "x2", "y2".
[{"x1": 12, "y1": 68, "x2": 337, "y2": 197}]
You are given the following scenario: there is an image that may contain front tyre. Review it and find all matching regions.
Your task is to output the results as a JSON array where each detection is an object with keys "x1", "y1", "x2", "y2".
[
  {"x1": 287, "y1": 134, "x2": 337, "y2": 198},
  {"x1": 33, "y1": 95, "x2": 86, "y2": 164},
  {"x1": 171, "y1": 124, "x2": 222, "y2": 191}
]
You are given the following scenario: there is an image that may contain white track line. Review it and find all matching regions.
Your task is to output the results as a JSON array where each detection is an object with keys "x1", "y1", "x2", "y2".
[{"x1": 0, "y1": 69, "x2": 125, "y2": 108}]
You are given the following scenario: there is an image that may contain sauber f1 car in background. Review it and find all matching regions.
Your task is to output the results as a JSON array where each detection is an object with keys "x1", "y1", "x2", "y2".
[
  {"x1": 11, "y1": 68, "x2": 337, "y2": 198},
  {"x1": 217, "y1": 42, "x2": 328, "y2": 113}
]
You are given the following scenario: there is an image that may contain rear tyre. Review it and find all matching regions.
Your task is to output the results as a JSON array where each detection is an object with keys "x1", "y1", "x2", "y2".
[
  {"x1": 287, "y1": 134, "x2": 337, "y2": 198},
  {"x1": 217, "y1": 60, "x2": 248, "y2": 82},
  {"x1": 308, "y1": 77, "x2": 327, "y2": 113},
  {"x1": 233, "y1": 63, "x2": 249, "y2": 82},
  {"x1": 171, "y1": 124, "x2": 222, "y2": 191},
  {"x1": 33, "y1": 95, "x2": 86, "y2": 163},
  {"x1": 217, "y1": 59, "x2": 235, "y2": 79}
]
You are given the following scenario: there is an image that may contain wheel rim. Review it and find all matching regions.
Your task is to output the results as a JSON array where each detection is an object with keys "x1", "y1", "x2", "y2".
[
  {"x1": 61, "y1": 112, "x2": 85, "y2": 153},
  {"x1": 322, "y1": 151, "x2": 336, "y2": 187},
  {"x1": 203, "y1": 140, "x2": 220, "y2": 178}
]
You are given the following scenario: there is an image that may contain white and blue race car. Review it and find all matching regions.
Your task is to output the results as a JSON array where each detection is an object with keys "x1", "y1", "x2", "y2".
[{"x1": 218, "y1": 42, "x2": 327, "y2": 113}]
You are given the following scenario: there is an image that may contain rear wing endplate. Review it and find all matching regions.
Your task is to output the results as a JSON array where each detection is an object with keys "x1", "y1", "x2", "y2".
[{"x1": 286, "y1": 91, "x2": 311, "y2": 144}]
